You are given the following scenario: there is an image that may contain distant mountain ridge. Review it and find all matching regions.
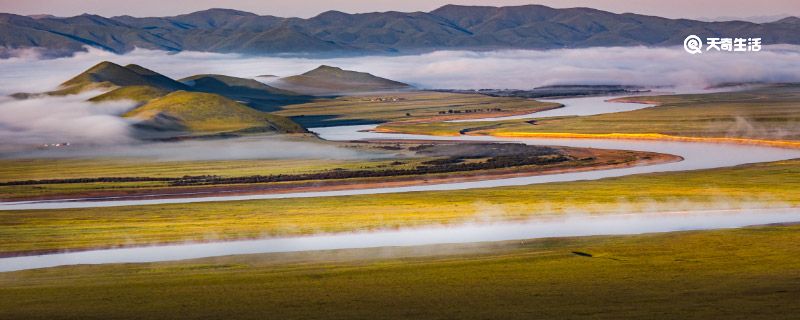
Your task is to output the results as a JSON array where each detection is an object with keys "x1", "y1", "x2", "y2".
[{"x1": 1, "y1": 5, "x2": 799, "y2": 57}]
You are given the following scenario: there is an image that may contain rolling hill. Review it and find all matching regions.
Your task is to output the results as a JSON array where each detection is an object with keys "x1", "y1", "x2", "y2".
[
  {"x1": 87, "y1": 85, "x2": 170, "y2": 104},
  {"x1": 180, "y1": 74, "x2": 311, "y2": 110},
  {"x1": 275, "y1": 65, "x2": 411, "y2": 95},
  {"x1": 1, "y1": 6, "x2": 798, "y2": 56},
  {"x1": 7, "y1": 60, "x2": 309, "y2": 138},
  {"x1": 11, "y1": 61, "x2": 313, "y2": 111},
  {"x1": 53, "y1": 61, "x2": 189, "y2": 95},
  {"x1": 181, "y1": 74, "x2": 297, "y2": 97},
  {"x1": 124, "y1": 91, "x2": 305, "y2": 135}
]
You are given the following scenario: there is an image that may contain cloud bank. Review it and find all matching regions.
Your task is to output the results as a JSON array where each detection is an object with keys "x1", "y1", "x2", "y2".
[
  {"x1": 0, "y1": 92, "x2": 137, "y2": 153},
  {"x1": 0, "y1": 88, "x2": 372, "y2": 160},
  {"x1": 2, "y1": 45, "x2": 800, "y2": 95}
]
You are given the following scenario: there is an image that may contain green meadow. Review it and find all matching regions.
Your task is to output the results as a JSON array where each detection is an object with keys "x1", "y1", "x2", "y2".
[
  {"x1": 0, "y1": 157, "x2": 418, "y2": 199},
  {"x1": 2, "y1": 224, "x2": 799, "y2": 319}
]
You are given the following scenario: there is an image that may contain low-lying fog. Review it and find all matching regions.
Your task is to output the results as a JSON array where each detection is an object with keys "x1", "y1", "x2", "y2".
[
  {"x1": 4, "y1": 45, "x2": 800, "y2": 94},
  {"x1": 0, "y1": 91, "x2": 371, "y2": 160},
  {"x1": 2, "y1": 45, "x2": 799, "y2": 159}
]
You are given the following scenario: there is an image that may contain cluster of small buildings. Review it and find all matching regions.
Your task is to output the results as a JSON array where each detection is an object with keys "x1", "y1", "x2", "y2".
[
  {"x1": 437, "y1": 108, "x2": 504, "y2": 115},
  {"x1": 40, "y1": 142, "x2": 71, "y2": 148},
  {"x1": 363, "y1": 97, "x2": 406, "y2": 102}
]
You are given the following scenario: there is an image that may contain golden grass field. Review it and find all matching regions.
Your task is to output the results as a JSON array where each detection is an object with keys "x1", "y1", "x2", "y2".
[
  {"x1": 0, "y1": 143, "x2": 652, "y2": 200},
  {"x1": 2, "y1": 159, "x2": 798, "y2": 256},
  {"x1": 2, "y1": 224, "x2": 799, "y2": 319}
]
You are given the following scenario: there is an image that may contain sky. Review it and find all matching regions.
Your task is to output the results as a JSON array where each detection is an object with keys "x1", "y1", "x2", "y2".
[{"x1": 0, "y1": 0, "x2": 798, "y2": 20}]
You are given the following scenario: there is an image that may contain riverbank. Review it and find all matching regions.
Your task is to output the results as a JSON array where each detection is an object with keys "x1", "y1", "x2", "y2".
[
  {"x1": 490, "y1": 133, "x2": 800, "y2": 149},
  {"x1": 0, "y1": 147, "x2": 674, "y2": 202}
]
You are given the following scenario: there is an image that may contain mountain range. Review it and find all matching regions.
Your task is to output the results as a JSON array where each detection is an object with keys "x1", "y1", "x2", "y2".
[{"x1": 1, "y1": 5, "x2": 799, "y2": 57}]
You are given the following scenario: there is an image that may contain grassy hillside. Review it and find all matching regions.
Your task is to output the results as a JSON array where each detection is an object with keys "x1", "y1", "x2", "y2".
[
  {"x1": 180, "y1": 74, "x2": 299, "y2": 97},
  {"x1": 180, "y1": 74, "x2": 311, "y2": 111},
  {"x1": 54, "y1": 61, "x2": 188, "y2": 95},
  {"x1": 124, "y1": 91, "x2": 304, "y2": 134},
  {"x1": 276, "y1": 65, "x2": 411, "y2": 95},
  {"x1": 87, "y1": 85, "x2": 169, "y2": 104},
  {"x1": 2, "y1": 225, "x2": 800, "y2": 319}
]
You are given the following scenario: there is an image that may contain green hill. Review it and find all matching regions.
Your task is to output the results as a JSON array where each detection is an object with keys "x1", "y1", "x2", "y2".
[
  {"x1": 181, "y1": 74, "x2": 298, "y2": 97},
  {"x1": 179, "y1": 74, "x2": 313, "y2": 111},
  {"x1": 276, "y1": 65, "x2": 411, "y2": 95},
  {"x1": 53, "y1": 61, "x2": 189, "y2": 95},
  {"x1": 88, "y1": 85, "x2": 169, "y2": 104},
  {"x1": 124, "y1": 91, "x2": 305, "y2": 134}
]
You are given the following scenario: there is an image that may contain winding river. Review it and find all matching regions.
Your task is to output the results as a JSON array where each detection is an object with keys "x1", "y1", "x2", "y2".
[
  {"x1": 2, "y1": 207, "x2": 799, "y2": 273},
  {"x1": 2, "y1": 95, "x2": 799, "y2": 271},
  {"x1": 447, "y1": 95, "x2": 656, "y2": 122},
  {"x1": 2, "y1": 96, "x2": 798, "y2": 210}
]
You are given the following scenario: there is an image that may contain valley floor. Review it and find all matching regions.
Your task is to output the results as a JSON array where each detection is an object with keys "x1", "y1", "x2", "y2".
[{"x1": 2, "y1": 85, "x2": 800, "y2": 319}]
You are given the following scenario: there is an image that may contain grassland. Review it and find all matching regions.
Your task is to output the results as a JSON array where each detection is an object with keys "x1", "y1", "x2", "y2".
[
  {"x1": 0, "y1": 144, "x2": 649, "y2": 200},
  {"x1": 377, "y1": 85, "x2": 800, "y2": 141},
  {"x1": 87, "y1": 85, "x2": 168, "y2": 103},
  {"x1": 1, "y1": 159, "x2": 798, "y2": 256},
  {"x1": 2, "y1": 224, "x2": 800, "y2": 319},
  {"x1": 0, "y1": 158, "x2": 410, "y2": 182},
  {"x1": 273, "y1": 91, "x2": 560, "y2": 126},
  {"x1": 0, "y1": 156, "x2": 427, "y2": 199},
  {"x1": 125, "y1": 91, "x2": 305, "y2": 134}
]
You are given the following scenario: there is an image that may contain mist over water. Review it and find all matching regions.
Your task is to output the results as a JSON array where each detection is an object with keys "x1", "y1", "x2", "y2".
[{"x1": 2, "y1": 207, "x2": 799, "y2": 272}]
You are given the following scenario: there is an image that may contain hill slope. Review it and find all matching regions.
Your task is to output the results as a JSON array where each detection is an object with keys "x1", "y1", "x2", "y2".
[
  {"x1": 179, "y1": 74, "x2": 312, "y2": 111},
  {"x1": 2, "y1": 6, "x2": 799, "y2": 56},
  {"x1": 54, "y1": 61, "x2": 189, "y2": 94},
  {"x1": 276, "y1": 65, "x2": 411, "y2": 95},
  {"x1": 87, "y1": 85, "x2": 169, "y2": 104},
  {"x1": 181, "y1": 74, "x2": 298, "y2": 97},
  {"x1": 124, "y1": 91, "x2": 305, "y2": 134}
]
